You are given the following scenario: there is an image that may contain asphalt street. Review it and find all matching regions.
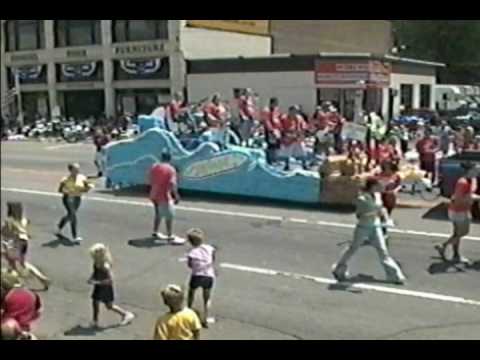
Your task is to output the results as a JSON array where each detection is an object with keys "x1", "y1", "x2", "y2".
[{"x1": 1, "y1": 140, "x2": 479, "y2": 340}]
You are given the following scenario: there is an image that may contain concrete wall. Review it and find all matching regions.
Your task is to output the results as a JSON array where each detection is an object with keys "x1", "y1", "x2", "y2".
[
  {"x1": 188, "y1": 71, "x2": 316, "y2": 114},
  {"x1": 271, "y1": 20, "x2": 393, "y2": 55},
  {"x1": 180, "y1": 21, "x2": 271, "y2": 60}
]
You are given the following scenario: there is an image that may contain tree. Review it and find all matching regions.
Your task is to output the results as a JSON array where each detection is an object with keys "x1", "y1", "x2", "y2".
[{"x1": 392, "y1": 20, "x2": 480, "y2": 84}]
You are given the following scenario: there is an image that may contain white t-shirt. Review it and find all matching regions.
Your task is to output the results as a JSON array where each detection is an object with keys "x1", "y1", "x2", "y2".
[{"x1": 187, "y1": 244, "x2": 216, "y2": 278}]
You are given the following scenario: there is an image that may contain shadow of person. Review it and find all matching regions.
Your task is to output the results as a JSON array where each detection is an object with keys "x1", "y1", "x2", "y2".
[
  {"x1": 466, "y1": 260, "x2": 480, "y2": 271},
  {"x1": 42, "y1": 235, "x2": 78, "y2": 248},
  {"x1": 127, "y1": 237, "x2": 169, "y2": 249},
  {"x1": 63, "y1": 323, "x2": 121, "y2": 337},
  {"x1": 428, "y1": 259, "x2": 466, "y2": 275}
]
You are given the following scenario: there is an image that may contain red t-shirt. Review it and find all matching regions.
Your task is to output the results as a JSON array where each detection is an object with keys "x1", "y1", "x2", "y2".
[
  {"x1": 310, "y1": 112, "x2": 329, "y2": 132},
  {"x1": 449, "y1": 177, "x2": 477, "y2": 213},
  {"x1": 203, "y1": 103, "x2": 227, "y2": 128},
  {"x1": 373, "y1": 144, "x2": 398, "y2": 164},
  {"x1": 238, "y1": 96, "x2": 256, "y2": 120},
  {"x1": 261, "y1": 107, "x2": 282, "y2": 132},
  {"x1": 280, "y1": 114, "x2": 307, "y2": 146},
  {"x1": 1, "y1": 288, "x2": 42, "y2": 331},
  {"x1": 149, "y1": 163, "x2": 177, "y2": 204},
  {"x1": 416, "y1": 137, "x2": 439, "y2": 163}
]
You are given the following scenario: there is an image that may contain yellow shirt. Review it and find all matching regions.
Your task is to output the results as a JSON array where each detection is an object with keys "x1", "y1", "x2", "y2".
[
  {"x1": 2, "y1": 217, "x2": 30, "y2": 241},
  {"x1": 153, "y1": 308, "x2": 201, "y2": 340},
  {"x1": 60, "y1": 175, "x2": 91, "y2": 196}
]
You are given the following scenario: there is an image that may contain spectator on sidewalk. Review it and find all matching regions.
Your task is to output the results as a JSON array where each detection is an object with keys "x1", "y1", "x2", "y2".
[{"x1": 416, "y1": 129, "x2": 440, "y2": 185}]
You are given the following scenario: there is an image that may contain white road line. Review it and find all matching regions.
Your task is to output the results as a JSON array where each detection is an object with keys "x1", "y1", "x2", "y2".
[
  {"x1": 46, "y1": 143, "x2": 85, "y2": 151},
  {"x1": 1, "y1": 187, "x2": 479, "y2": 242},
  {"x1": 221, "y1": 263, "x2": 480, "y2": 307}
]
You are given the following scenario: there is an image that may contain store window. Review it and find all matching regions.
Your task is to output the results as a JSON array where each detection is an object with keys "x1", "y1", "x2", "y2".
[
  {"x1": 400, "y1": 84, "x2": 414, "y2": 110},
  {"x1": 113, "y1": 20, "x2": 169, "y2": 43},
  {"x1": 420, "y1": 84, "x2": 432, "y2": 109},
  {"x1": 5, "y1": 20, "x2": 44, "y2": 51},
  {"x1": 55, "y1": 20, "x2": 101, "y2": 47}
]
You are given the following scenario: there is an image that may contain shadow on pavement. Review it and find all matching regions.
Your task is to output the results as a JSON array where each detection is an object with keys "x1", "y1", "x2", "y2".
[
  {"x1": 466, "y1": 261, "x2": 480, "y2": 272},
  {"x1": 127, "y1": 237, "x2": 168, "y2": 248},
  {"x1": 421, "y1": 202, "x2": 449, "y2": 221},
  {"x1": 63, "y1": 324, "x2": 121, "y2": 337},
  {"x1": 428, "y1": 258, "x2": 468, "y2": 275},
  {"x1": 42, "y1": 235, "x2": 78, "y2": 248},
  {"x1": 327, "y1": 274, "x2": 398, "y2": 294}
]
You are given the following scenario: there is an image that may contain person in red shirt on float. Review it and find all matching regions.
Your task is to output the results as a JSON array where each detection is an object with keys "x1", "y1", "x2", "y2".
[
  {"x1": 203, "y1": 93, "x2": 229, "y2": 150},
  {"x1": 149, "y1": 152, "x2": 181, "y2": 244},
  {"x1": 261, "y1": 97, "x2": 283, "y2": 165},
  {"x1": 309, "y1": 106, "x2": 332, "y2": 157},
  {"x1": 166, "y1": 92, "x2": 187, "y2": 132},
  {"x1": 1, "y1": 269, "x2": 42, "y2": 333},
  {"x1": 416, "y1": 129, "x2": 440, "y2": 185},
  {"x1": 435, "y1": 163, "x2": 479, "y2": 264},
  {"x1": 237, "y1": 89, "x2": 257, "y2": 147},
  {"x1": 326, "y1": 105, "x2": 345, "y2": 154},
  {"x1": 372, "y1": 138, "x2": 400, "y2": 168},
  {"x1": 279, "y1": 106, "x2": 308, "y2": 171}
]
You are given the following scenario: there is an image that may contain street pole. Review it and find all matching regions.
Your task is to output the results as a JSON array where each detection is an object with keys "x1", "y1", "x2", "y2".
[{"x1": 14, "y1": 68, "x2": 24, "y2": 127}]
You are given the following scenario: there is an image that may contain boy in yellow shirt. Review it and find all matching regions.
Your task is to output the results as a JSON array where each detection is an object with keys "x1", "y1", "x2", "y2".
[{"x1": 153, "y1": 285, "x2": 202, "y2": 340}]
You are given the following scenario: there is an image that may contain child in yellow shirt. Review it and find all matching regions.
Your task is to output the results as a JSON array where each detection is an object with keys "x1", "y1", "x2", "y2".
[{"x1": 153, "y1": 285, "x2": 202, "y2": 340}]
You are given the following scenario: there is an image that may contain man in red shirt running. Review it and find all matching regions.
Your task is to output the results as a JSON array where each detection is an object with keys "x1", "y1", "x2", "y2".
[
  {"x1": 149, "y1": 152, "x2": 181, "y2": 244},
  {"x1": 1, "y1": 269, "x2": 42, "y2": 333},
  {"x1": 435, "y1": 163, "x2": 479, "y2": 264}
]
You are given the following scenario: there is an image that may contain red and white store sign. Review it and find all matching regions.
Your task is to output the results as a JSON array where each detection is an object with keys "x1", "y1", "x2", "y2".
[{"x1": 315, "y1": 61, "x2": 391, "y2": 88}]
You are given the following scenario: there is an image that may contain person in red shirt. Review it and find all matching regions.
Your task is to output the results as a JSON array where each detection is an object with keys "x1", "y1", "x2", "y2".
[
  {"x1": 166, "y1": 92, "x2": 187, "y2": 130},
  {"x1": 326, "y1": 106, "x2": 345, "y2": 154},
  {"x1": 310, "y1": 106, "x2": 332, "y2": 156},
  {"x1": 238, "y1": 89, "x2": 257, "y2": 146},
  {"x1": 203, "y1": 94, "x2": 229, "y2": 149},
  {"x1": 1, "y1": 269, "x2": 42, "y2": 333},
  {"x1": 149, "y1": 152, "x2": 180, "y2": 243},
  {"x1": 261, "y1": 97, "x2": 283, "y2": 165},
  {"x1": 279, "y1": 106, "x2": 308, "y2": 171},
  {"x1": 416, "y1": 129, "x2": 440, "y2": 184},
  {"x1": 435, "y1": 163, "x2": 479, "y2": 264},
  {"x1": 93, "y1": 128, "x2": 110, "y2": 178}
]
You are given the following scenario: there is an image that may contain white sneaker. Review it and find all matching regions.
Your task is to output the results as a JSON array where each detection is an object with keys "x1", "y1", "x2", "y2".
[
  {"x1": 206, "y1": 317, "x2": 216, "y2": 325},
  {"x1": 120, "y1": 312, "x2": 135, "y2": 326},
  {"x1": 74, "y1": 237, "x2": 83, "y2": 243}
]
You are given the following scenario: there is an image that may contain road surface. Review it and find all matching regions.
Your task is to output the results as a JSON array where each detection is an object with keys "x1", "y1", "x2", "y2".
[{"x1": 1, "y1": 140, "x2": 479, "y2": 340}]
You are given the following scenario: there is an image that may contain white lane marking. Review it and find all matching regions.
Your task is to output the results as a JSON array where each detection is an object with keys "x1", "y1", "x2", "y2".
[
  {"x1": 46, "y1": 143, "x2": 87, "y2": 151},
  {"x1": 2, "y1": 187, "x2": 479, "y2": 242},
  {"x1": 221, "y1": 263, "x2": 480, "y2": 307}
]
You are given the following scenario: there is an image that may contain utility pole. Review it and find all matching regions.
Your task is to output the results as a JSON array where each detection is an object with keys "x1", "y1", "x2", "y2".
[{"x1": 14, "y1": 68, "x2": 24, "y2": 127}]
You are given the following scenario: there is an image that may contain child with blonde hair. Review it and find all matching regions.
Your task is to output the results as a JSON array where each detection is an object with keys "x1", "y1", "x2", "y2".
[
  {"x1": 186, "y1": 228, "x2": 217, "y2": 328},
  {"x1": 88, "y1": 243, "x2": 134, "y2": 328},
  {"x1": 1, "y1": 202, "x2": 50, "y2": 290},
  {"x1": 153, "y1": 284, "x2": 202, "y2": 340}
]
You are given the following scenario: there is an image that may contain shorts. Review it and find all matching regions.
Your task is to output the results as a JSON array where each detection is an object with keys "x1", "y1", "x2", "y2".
[
  {"x1": 153, "y1": 202, "x2": 175, "y2": 221},
  {"x1": 448, "y1": 211, "x2": 471, "y2": 224},
  {"x1": 189, "y1": 275, "x2": 214, "y2": 290},
  {"x1": 279, "y1": 142, "x2": 307, "y2": 159}
]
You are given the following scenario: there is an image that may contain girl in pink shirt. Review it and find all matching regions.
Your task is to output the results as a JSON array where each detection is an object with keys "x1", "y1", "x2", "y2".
[{"x1": 186, "y1": 229, "x2": 217, "y2": 328}]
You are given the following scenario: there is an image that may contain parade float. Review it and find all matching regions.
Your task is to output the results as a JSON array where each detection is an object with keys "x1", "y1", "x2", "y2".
[{"x1": 103, "y1": 118, "x2": 430, "y2": 206}]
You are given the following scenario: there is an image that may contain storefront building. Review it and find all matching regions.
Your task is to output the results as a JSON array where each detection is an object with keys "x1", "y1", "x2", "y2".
[
  {"x1": 1, "y1": 20, "x2": 271, "y2": 124},
  {"x1": 187, "y1": 53, "x2": 444, "y2": 120}
]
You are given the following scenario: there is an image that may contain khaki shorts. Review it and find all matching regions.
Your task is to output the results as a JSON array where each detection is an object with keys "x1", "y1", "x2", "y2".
[{"x1": 448, "y1": 211, "x2": 471, "y2": 237}]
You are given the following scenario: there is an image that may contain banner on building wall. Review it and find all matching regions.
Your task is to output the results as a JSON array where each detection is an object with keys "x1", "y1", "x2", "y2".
[
  {"x1": 187, "y1": 20, "x2": 270, "y2": 36},
  {"x1": 315, "y1": 61, "x2": 391, "y2": 88},
  {"x1": 61, "y1": 62, "x2": 97, "y2": 80},
  {"x1": 13, "y1": 65, "x2": 44, "y2": 81},
  {"x1": 120, "y1": 58, "x2": 162, "y2": 76}
]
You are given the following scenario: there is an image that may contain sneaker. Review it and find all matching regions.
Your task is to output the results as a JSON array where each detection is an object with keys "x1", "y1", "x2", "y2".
[
  {"x1": 120, "y1": 312, "x2": 135, "y2": 326},
  {"x1": 42, "y1": 278, "x2": 51, "y2": 291},
  {"x1": 170, "y1": 237, "x2": 186, "y2": 246},
  {"x1": 54, "y1": 227, "x2": 63, "y2": 237},
  {"x1": 434, "y1": 244, "x2": 447, "y2": 261},
  {"x1": 152, "y1": 232, "x2": 162, "y2": 239},
  {"x1": 452, "y1": 255, "x2": 471, "y2": 265},
  {"x1": 74, "y1": 237, "x2": 83, "y2": 243},
  {"x1": 206, "y1": 317, "x2": 216, "y2": 325},
  {"x1": 332, "y1": 270, "x2": 348, "y2": 282}
]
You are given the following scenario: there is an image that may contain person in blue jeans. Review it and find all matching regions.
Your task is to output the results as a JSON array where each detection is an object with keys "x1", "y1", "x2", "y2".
[{"x1": 332, "y1": 178, "x2": 406, "y2": 285}]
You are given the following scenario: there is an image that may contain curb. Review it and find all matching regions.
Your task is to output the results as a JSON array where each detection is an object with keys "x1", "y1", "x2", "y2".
[{"x1": 397, "y1": 200, "x2": 444, "y2": 209}]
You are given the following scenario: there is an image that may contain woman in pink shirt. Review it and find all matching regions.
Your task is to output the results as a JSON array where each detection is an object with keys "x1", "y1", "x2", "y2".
[{"x1": 186, "y1": 228, "x2": 217, "y2": 328}]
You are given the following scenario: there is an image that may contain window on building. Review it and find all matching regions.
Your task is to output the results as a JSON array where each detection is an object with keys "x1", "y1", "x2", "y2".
[
  {"x1": 400, "y1": 84, "x2": 414, "y2": 110},
  {"x1": 420, "y1": 84, "x2": 432, "y2": 109},
  {"x1": 55, "y1": 20, "x2": 101, "y2": 47},
  {"x1": 5, "y1": 20, "x2": 44, "y2": 51},
  {"x1": 113, "y1": 20, "x2": 169, "y2": 43}
]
